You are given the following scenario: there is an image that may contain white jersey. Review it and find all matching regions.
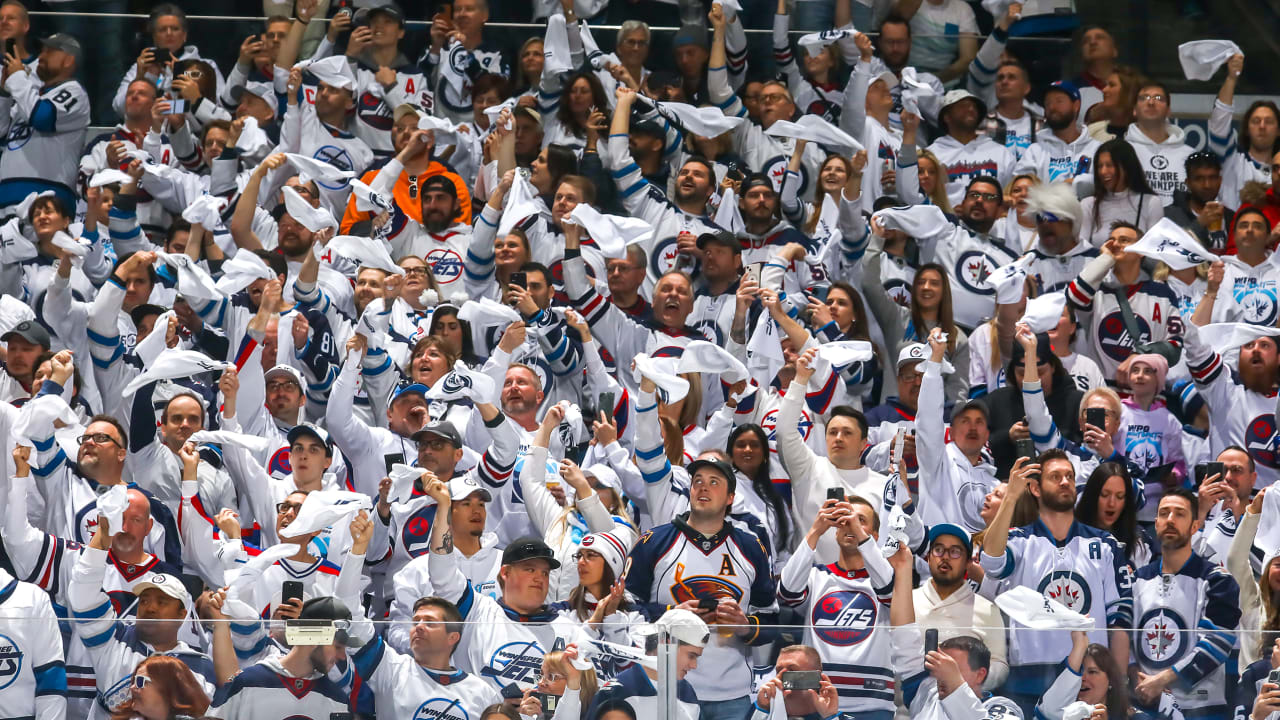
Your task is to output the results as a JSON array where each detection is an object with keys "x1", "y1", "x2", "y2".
[
  {"x1": 349, "y1": 634, "x2": 500, "y2": 720},
  {"x1": 1131, "y1": 554, "x2": 1240, "y2": 715},
  {"x1": 1061, "y1": 352, "x2": 1106, "y2": 393},
  {"x1": 352, "y1": 62, "x2": 432, "y2": 157},
  {"x1": 1185, "y1": 335, "x2": 1280, "y2": 489},
  {"x1": 1207, "y1": 98, "x2": 1271, "y2": 211},
  {"x1": 1125, "y1": 123, "x2": 1193, "y2": 206},
  {"x1": 1066, "y1": 257, "x2": 1184, "y2": 380},
  {"x1": 923, "y1": 223, "x2": 1022, "y2": 330},
  {"x1": 390, "y1": 222, "x2": 472, "y2": 292},
  {"x1": 778, "y1": 542, "x2": 895, "y2": 714},
  {"x1": 979, "y1": 520, "x2": 1133, "y2": 699},
  {"x1": 1211, "y1": 254, "x2": 1280, "y2": 327},
  {"x1": 0, "y1": 569, "x2": 66, "y2": 720},
  {"x1": 0, "y1": 74, "x2": 90, "y2": 207},
  {"x1": 925, "y1": 133, "x2": 1015, "y2": 208},
  {"x1": 1025, "y1": 242, "x2": 1100, "y2": 294},
  {"x1": 206, "y1": 656, "x2": 348, "y2": 720},
  {"x1": 283, "y1": 80, "x2": 375, "y2": 217},
  {"x1": 915, "y1": 360, "x2": 999, "y2": 535}
]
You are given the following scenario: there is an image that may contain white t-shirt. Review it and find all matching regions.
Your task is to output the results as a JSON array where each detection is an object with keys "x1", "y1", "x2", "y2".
[
  {"x1": 999, "y1": 111, "x2": 1035, "y2": 160},
  {"x1": 907, "y1": 0, "x2": 979, "y2": 75}
]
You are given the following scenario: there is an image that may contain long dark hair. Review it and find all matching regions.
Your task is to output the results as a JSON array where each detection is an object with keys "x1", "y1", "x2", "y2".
[
  {"x1": 568, "y1": 559, "x2": 631, "y2": 621},
  {"x1": 544, "y1": 144, "x2": 579, "y2": 201},
  {"x1": 910, "y1": 263, "x2": 957, "y2": 352},
  {"x1": 1091, "y1": 139, "x2": 1156, "y2": 228},
  {"x1": 428, "y1": 304, "x2": 480, "y2": 366},
  {"x1": 1084, "y1": 643, "x2": 1130, "y2": 720},
  {"x1": 1075, "y1": 462, "x2": 1139, "y2": 561},
  {"x1": 556, "y1": 72, "x2": 609, "y2": 138},
  {"x1": 728, "y1": 424, "x2": 790, "y2": 547}
]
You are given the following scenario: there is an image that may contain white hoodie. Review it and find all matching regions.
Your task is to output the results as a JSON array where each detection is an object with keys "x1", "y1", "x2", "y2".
[
  {"x1": 1125, "y1": 122, "x2": 1194, "y2": 206},
  {"x1": 1015, "y1": 128, "x2": 1100, "y2": 192}
]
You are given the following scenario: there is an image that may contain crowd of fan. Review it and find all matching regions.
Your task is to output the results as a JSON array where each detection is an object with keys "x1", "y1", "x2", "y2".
[{"x1": 0, "y1": 0, "x2": 1277, "y2": 719}]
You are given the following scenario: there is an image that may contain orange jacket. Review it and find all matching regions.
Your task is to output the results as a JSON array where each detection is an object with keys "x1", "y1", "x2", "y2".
[{"x1": 339, "y1": 160, "x2": 472, "y2": 234}]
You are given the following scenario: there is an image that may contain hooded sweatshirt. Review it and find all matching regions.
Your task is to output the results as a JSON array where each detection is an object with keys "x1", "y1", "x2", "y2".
[{"x1": 1125, "y1": 122, "x2": 1195, "y2": 206}]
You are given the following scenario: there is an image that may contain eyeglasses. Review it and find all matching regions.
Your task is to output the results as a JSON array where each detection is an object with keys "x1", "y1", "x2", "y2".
[
  {"x1": 182, "y1": 68, "x2": 203, "y2": 79},
  {"x1": 403, "y1": 266, "x2": 429, "y2": 276},
  {"x1": 420, "y1": 438, "x2": 453, "y2": 452},
  {"x1": 929, "y1": 545, "x2": 967, "y2": 560},
  {"x1": 79, "y1": 433, "x2": 123, "y2": 447},
  {"x1": 133, "y1": 675, "x2": 152, "y2": 690},
  {"x1": 266, "y1": 381, "x2": 298, "y2": 393},
  {"x1": 966, "y1": 191, "x2": 1000, "y2": 202},
  {"x1": 572, "y1": 550, "x2": 601, "y2": 562},
  {"x1": 1137, "y1": 93, "x2": 1167, "y2": 103},
  {"x1": 759, "y1": 93, "x2": 790, "y2": 104},
  {"x1": 276, "y1": 501, "x2": 303, "y2": 515},
  {"x1": 606, "y1": 263, "x2": 641, "y2": 274}
]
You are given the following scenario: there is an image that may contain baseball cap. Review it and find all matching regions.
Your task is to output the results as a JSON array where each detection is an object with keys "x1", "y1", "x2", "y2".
[
  {"x1": 230, "y1": 80, "x2": 280, "y2": 118},
  {"x1": 954, "y1": 398, "x2": 990, "y2": 423},
  {"x1": 2, "y1": 320, "x2": 50, "y2": 349},
  {"x1": 502, "y1": 536, "x2": 562, "y2": 569},
  {"x1": 896, "y1": 343, "x2": 930, "y2": 370},
  {"x1": 672, "y1": 24, "x2": 708, "y2": 49},
  {"x1": 582, "y1": 464, "x2": 622, "y2": 492},
  {"x1": 265, "y1": 364, "x2": 305, "y2": 390},
  {"x1": 513, "y1": 105, "x2": 542, "y2": 125},
  {"x1": 367, "y1": 1, "x2": 405, "y2": 25},
  {"x1": 291, "y1": 596, "x2": 362, "y2": 647},
  {"x1": 287, "y1": 422, "x2": 334, "y2": 456},
  {"x1": 412, "y1": 420, "x2": 462, "y2": 448},
  {"x1": 872, "y1": 70, "x2": 899, "y2": 89},
  {"x1": 632, "y1": 117, "x2": 666, "y2": 137},
  {"x1": 696, "y1": 230, "x2": 742, "y2": 254},
  {"x1": 741, "y1": 172, "x2": 776, "y2": 194},
  {"x1": 392, "y1": 383, "x2": 429, "y2": 403},
  {"x1": 41, "y1": 33, "x2": 81, "y2": 61},
  {"x1": 421, "y1": 175, "x2": 457, "y2": 198},
  {"x1": 1045, "y1": 79, "x2": 1081, "y2": 102},
  {"x1": 926, "y1": 523, "x2": 973, "y2": 557},
  {"x1": 392, "y1": 103, "x2": 423, "y2": 124},
  {"x1": 448, "y1": 475, "x2": 492, "y2": 502},
  {"x1": 642, "y1": 608, "x2": 711, "y2": 647},
  {"x1": 133, "y1": 572, "x2": 192, "y2": 608},
  {"x1": 128, "y1": 303, "x2": 168, "y2": 329},
  {"x1": 685, "y1": 457, "x2": 737, "y2": 494}
]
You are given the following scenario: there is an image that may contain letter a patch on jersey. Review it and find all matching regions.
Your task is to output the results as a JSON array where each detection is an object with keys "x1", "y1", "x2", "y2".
[{"x1": 719, "y1": 554, "x2": 736, "y2": 576}]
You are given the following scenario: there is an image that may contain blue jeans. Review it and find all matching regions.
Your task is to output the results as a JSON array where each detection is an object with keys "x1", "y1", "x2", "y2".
[{"x1": 699, "y1": 695, "x2": 752, "y2": 720}]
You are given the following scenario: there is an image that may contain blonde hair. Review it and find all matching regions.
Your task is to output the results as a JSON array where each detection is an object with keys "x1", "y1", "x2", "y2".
[
  {"x1": 918, "y1": 150, "x2": 953, "y2": 214},
  {"x1": 1079, "y1": 387, "x2": 1123, "y2": 425},
  {"x1": 543, "y1": 651, "x2": 599, "y2": 708}
]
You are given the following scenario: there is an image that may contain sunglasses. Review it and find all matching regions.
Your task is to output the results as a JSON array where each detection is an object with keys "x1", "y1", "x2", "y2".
[{"x1": 133, "y1": 675, "x2": 152, "y2": 690}]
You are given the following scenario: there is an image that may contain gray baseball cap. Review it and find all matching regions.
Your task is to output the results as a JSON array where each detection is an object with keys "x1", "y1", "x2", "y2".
[{"x1": 41, "y1": 34, "x2": 81, "y2": 61}]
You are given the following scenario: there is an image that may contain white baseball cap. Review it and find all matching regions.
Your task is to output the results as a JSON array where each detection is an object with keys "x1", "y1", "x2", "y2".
[
  {"x1": 132, "y1": 572, "x2": 192, "y2": 608},
  {"x1": 641, "y1": 608, "x2": 711, "y2": 648},
  {"x1": 448, "y1": 475, "x2": 492, "y2": 502}
]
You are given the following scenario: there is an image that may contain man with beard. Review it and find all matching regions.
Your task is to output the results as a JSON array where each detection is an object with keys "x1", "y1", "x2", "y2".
[
  {"x1": 387, "y1": 166, "x2": 472, "y2": 295},
  {"x1": 911, "y1": 525, "x2": 1008, "y2": 690},
  {"x1": 67, "y1": 512, "x2": 214, "y2": 719},
  {"x1": 1130, "y1": 489, "x2": 1240, "y2": 718},
  {"x1": 926, "y1": 90, "x2": 1015, "y2": 207},
  {"x1": 1196, "y1": 209, "x2": 1280, "y2": 327},
  {"x1": 1020, "y1": 181, "x2": 1099, "y2": 293},
  {"x1": 1016, "y1": 81, "x2": 1101, "y2": 189},
  {"x1": 341, "y1": 108, "x2": 472, "y2": 236},
  {"x1": 206, "y1": 595, "x2": 355, "y2": 718},
  {"x1": 688, "y1": 230, "x2": 743, "y2": 346},
  {"x1": 25, "y1": 354, "x2": 182, "y2": 566},
  {"x1": 866, "y1": 16, "x2": 944, "y2": 130},
  {"x1": 735, "y1": 175, "x2": 809, "y2": 266},
  {"x1": 0, "y1": 32, "x2": 89, "y2": 215},
  {"x1": 981, "y1": 449, "x2": 1133, "y2": 715},
  {"x1": 1182, "y1": 318, "x2": 1280, "y2": 489}
]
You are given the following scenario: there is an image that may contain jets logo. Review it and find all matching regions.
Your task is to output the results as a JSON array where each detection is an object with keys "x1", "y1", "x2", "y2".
[
  {"x1": 1246, "y1": 414, "x2": 1280, "y2": 469},
  {"x1": 760, "y1": 407, "x2": 813, "y2": 442},
  {"x1": 0, "y1": 634, "x2": 22, "y2": 690},
  {"x1": 1231, "y1": 281, "x2": 1279, "y2": 325},
  {"x1": 414, "y1": 697, "x2": 472, "y2": 720},
  {"x1": 1098, "y1": 311, "x2": 1149, "y2": 362},
  {"x1": 649, "y1": 236, "x2": 681, "y2": 277},
  {"x1": 954, "y1": 250, "x2": 997, "y2": 295},
  {"x1": 268, "y1": 446, "x2": 294, "y2": 478},
  {"x1": 762, "y1": 155, "x2": 808, "y2": 198},
  {"x1": 6, "y1": 122, "x2": 31, "y2": 150},
  {"x1": 693, "y1": 318, "x2": 725, "y2": 345},
  {"x1": 427, "y1": 248, "x2": 464, "y2": 283},
  {"x1": 884, "y1": 278, "x2": 912, "y2": 307},
  {"x1": 1037, "y1": 571, "x2": 1092, "y2": 614},
  {"x1": 1153, "y1": 238, "x2": 1208, "y2": 267},
  {"x1": 441, "y1": 372, "x2": 471, "y2": 394},
  {"x1": 483, "y1": 640, "x2": 545, "y2": 685},
  {"x1": 312, "y1": 145, "x2": 354, "y2": 190},
  {"x1": 811, "y1": 590, "x2": 877, "y2": 646},
  {"x1": 401, "y1": 504, "x2": 439, "y2": 558},
  {"x1": 1137, "y1": 608, "x2": 1187, "y2": 668}
]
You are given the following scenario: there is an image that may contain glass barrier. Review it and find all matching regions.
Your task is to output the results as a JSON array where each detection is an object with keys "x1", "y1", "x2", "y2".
[{"x1": 0, "y1": 612, "x2": 1255, "y2": 719}]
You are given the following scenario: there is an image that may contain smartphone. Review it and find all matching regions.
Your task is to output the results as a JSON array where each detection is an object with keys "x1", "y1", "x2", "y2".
[
  {"x1": 1014, "y1": 438, "x2": 1036, "y2": 461},
  {"x1": 780, "y1": 670, "x2": 822, "y2": 691},
  {"x1": 168, "y1": 98, "x2": 187, "y2": 114},
  {"x1": 509, "y1": 271, "x2": 527, "y2": 289},
  {"x1": 826, "y1": 487, "x2": 845, "y2": 503},
  {"x1": 3, "y1": 38, "x2": 13, "y2": 57},
  {"x1": 1269, "y1": 668, "x2": 1280, "y2": 686},
  {"x1": 726, "y1": 162, "x2": 745, "y2": 183},
  {"x1": 151, "y1": 47, "x2": 172, "y2": 64},
  {"x1": 924, "y1": 628, "x2": 939, "y2": 654},
  {"x1": 743, "y1": 261, "x2": 764, "y2": 287},
  {"x1": 1195, "y1": 461, "x2": 1225, "y2": 486},
  {"x1": 281, "y1": 580, "x2": 304, "y2": 607},
  {"x1": 1085, "y1": 407, "x2": 1106, "y2": 431},
  {"x1": 439, "y1": 2, "x2": 453, "y2": 21},
  {"x1": 500, "y1": 683, "x2": 524, "y2": 701},
  {"x1": 697, "y1": 597, "x2": 719, "y2": 612},
  {"x1": 598, "y1": 391, "x2": 615, "y2": 415},
  {"x1": 383, "y1": 452, "x2": 405, "y2": 475},
  {"x1": 535, "y1": 693, "x2": 559, "y2": 713}
]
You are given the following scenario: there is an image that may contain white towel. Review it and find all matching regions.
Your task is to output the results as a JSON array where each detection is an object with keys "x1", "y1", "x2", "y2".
[
  {"x1": 765, "y1": 114, "x2": 863, "y2": 152},
  {"x1": 0, "y1": 218, "x2": 36, "y2": 264},
  {"x1": 417, "y1": 114, "x2": 460, "y2": 146},
  {"x1": 714, "y1": 188, "x2": 745, "y2": 235},
  {"x1": 96, "y1": 485, "x2": 130, "y2": 537},
  {"x1": 427, "y1": 360, "x2": 498, "y2": 404},
  {"x1": 215, "y1": 250, "x2": 276, "y2": 296},
  {"x1": 121, "y1": 349, "x2": 232, "y2": 396},
  {"x1": 994, "y1": 585, "x2": 1095, "y2": 631},
  {"x1": 797, "y1": 25, "x2": 856, "y2": 54},
  {"x1": 632, "y1": 353, "x2": 689, "y2": 403},
  {"x1": 89, "y1": 168, "x2": 133, "y2": 188},
  {"x1": 1019, "y1": 292, "x2": 1067, "y2": 334},
  {"x1": 456, "y1": 297, "x2": 522, "y2": 328},
  {"x1": 654, "y1": 101, "x2": 743, "y2": 138},
  {"x1": 566, "y1": 204, "x2": 652, "y2": 259},
  {"x1": 1196, "y1": 322, "x2": 1280, "y2": 355},
  {"x1": 677, "y1": 340, "x2": 749, "y2": 383},
  {"x1": 497, "y1": 173, "x2": 544, "y2": 237},
  {"x1": 388, "y1": 464, "x2": 425, "y2": 505},
  {"x1": 51, "y1": 230, "x2": 90, "y2": 258},
  {"x1": 301, "y1": 55, "x2": 356, "y2": 91},
  {"x1": 483, "y1": 97, "x2": 518, "y2": 130},
  {"x1": 1127, "y1": 217, "x2": 1212, "y2": 270},
  {"x1": 1177, "y1": 40, "x2": 1243, "y2": 81},
  {"x1": 286, "y1": 152, "x2": 355, "y2": 186},
  {"x1": 816, "y1": 340, "x2": 875, "y2": 367},
  {"x1": 746, "y1": 313, "x2": 786, "y2": 386},
  {"x1": 900, "y1": 67, "x2": 940, "y2": 118},
  {"x1": 279, "y1": 490, "x2": 372, "y2": 539},
  {"x1": 181, "y1": 194, "x2": 225, "y2": 228},
  {"x1": 155, "y1": 251, "x2": 222, "y2": 302},
  {"x1": 985, "y1": 255, "x2": 1032, "y2": 305},
  {"x1": 543, "y1": 13, "x2": 573, "y2": 76},
  {"x1": 325, "y1": 235, "x2": 403, "y2": 275},
  {"x1": 282, "y1": 186, "x2": 338, "y2": 232},
  {"x1": 350, "y1": 178, "x2": 393, "y2": 214},
  {"x1": 189, "y1": 429, "x2": 275, "y2": 456}
]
